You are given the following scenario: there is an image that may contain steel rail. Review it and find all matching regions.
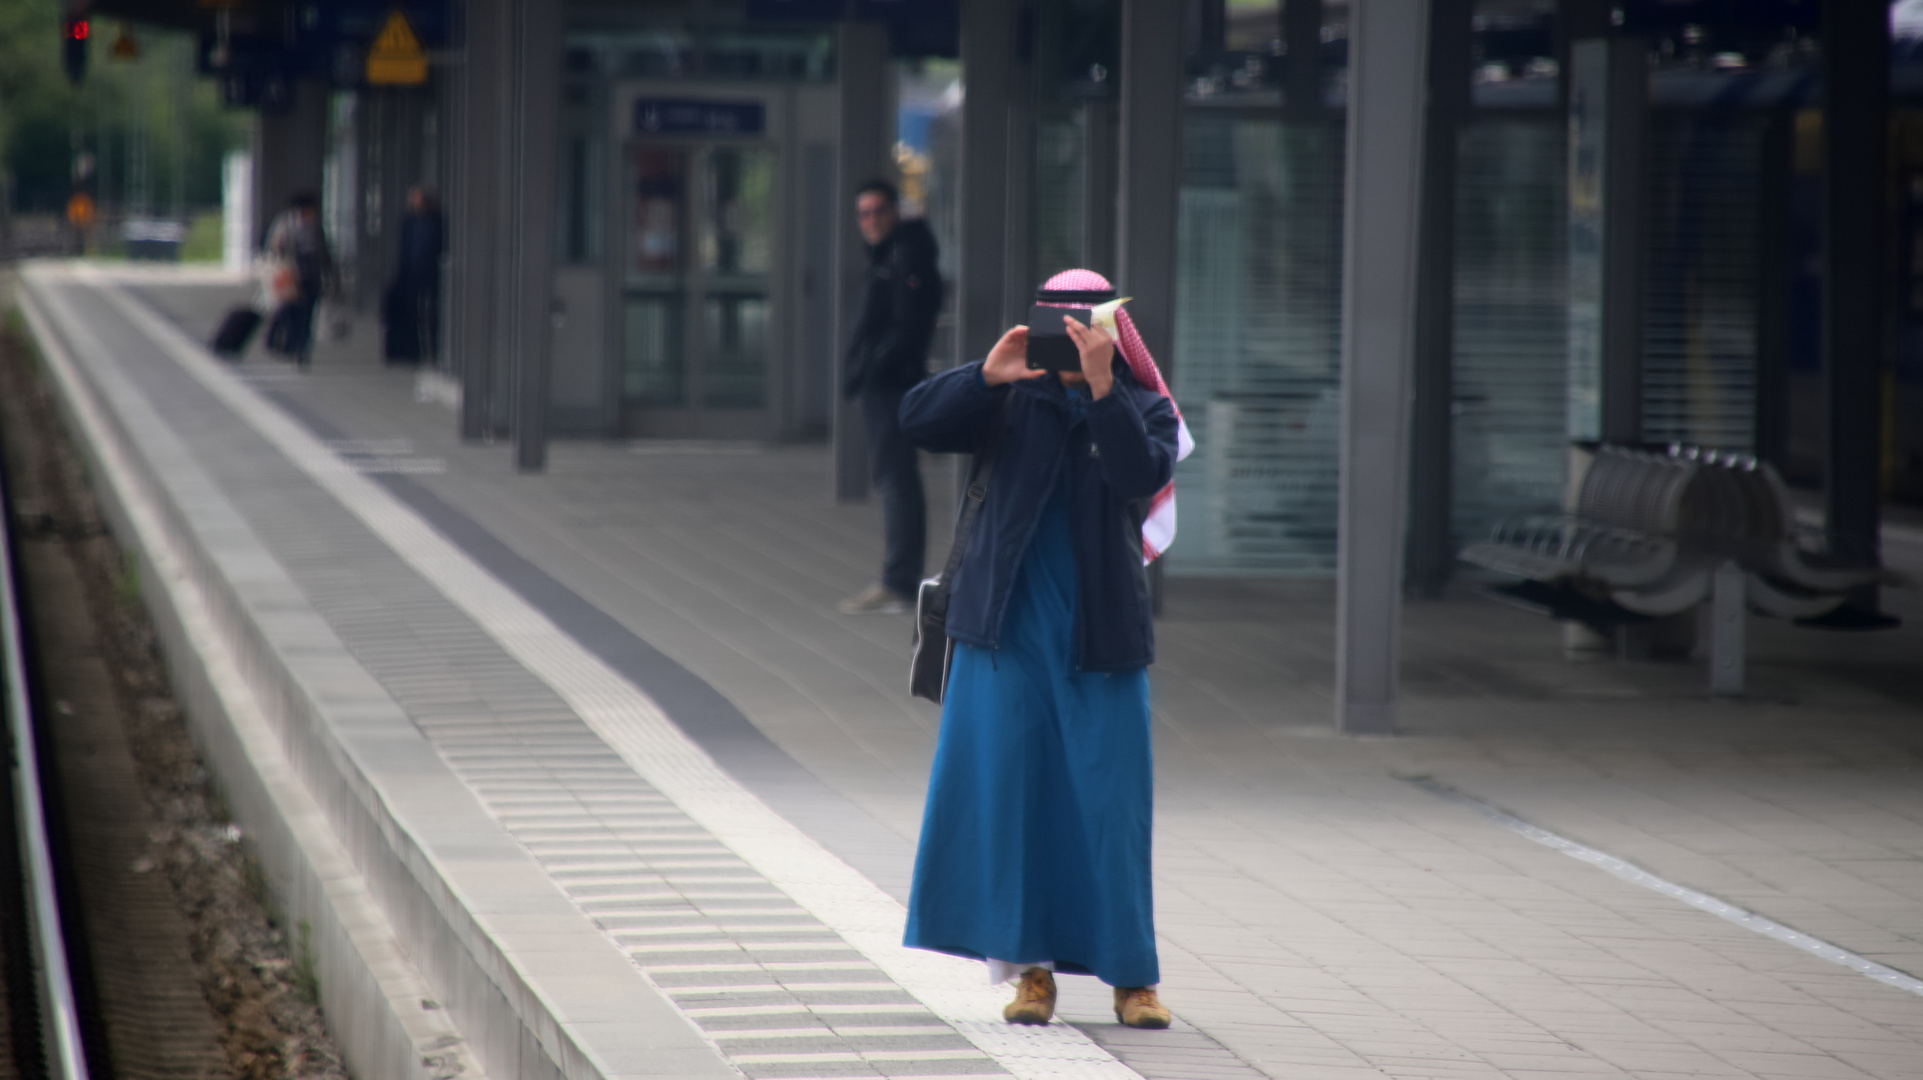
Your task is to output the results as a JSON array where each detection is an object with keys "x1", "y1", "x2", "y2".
[{"x1": 0, "y1": 443, "x2": 89, "y2": 1078}]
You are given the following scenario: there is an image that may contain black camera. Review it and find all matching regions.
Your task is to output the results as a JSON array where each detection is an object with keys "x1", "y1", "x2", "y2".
[{"x1": 1024, "y1": 304, "x2": 1095, "y2": 372}]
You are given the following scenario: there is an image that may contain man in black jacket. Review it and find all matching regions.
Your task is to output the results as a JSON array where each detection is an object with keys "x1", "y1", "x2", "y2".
[{"x1": 840, "y1": 180, "x2": 943, "y2": 615}]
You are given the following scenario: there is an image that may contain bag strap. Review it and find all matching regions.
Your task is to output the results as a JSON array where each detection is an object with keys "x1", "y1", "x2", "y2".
[{"x1": 934, "y1": 390, "x2": 1015, "y2": 589}]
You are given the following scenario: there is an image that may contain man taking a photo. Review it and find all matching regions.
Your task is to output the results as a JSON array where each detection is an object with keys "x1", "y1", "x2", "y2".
[{"x1": 839, "y1": 180, "x2": 943, "y2": 615}]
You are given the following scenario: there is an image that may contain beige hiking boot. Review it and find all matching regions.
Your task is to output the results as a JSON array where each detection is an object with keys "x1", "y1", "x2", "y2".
[
  {"x1": 1113, "y1": 985, "x2": 1170, "y2": 1029},
  {"x1": 1003, "y1": 967, "x2": 1056, "y2": 1025}
]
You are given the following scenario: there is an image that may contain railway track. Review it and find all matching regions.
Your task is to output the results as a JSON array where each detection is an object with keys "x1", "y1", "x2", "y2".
[{"x1": 0, "y1": 375, "x2": 90, "y2": 1079}]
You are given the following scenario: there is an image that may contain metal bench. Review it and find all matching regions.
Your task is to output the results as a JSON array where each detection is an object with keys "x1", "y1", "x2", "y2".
[{"x1": 1461, "y1": 443, "x2": 1904, "y2": 694}]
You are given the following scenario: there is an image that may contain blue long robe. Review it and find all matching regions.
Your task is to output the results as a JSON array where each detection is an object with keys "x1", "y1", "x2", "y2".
[{"x1": 903, "y1": 452, "x2": 1159, "y2": 988}]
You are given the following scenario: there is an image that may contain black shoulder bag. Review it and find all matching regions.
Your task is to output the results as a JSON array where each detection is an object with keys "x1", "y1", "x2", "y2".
[{"x1": 910, "y1": 394, "x2": 1014, "y2": 703}]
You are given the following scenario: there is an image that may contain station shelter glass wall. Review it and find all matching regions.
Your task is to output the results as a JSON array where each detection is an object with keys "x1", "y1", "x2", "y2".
[{"x1": 1164, "y1": 57, "x2": 1773, "y2": 578}]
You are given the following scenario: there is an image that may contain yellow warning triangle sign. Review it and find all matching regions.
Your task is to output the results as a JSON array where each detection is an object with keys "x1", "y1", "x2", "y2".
[{"x1": 366, "y1": 10, "x2": 427, "y2": 86}]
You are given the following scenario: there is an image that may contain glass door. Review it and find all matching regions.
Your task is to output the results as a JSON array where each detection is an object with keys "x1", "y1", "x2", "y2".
[{"x1": 622, "y1": 139, "x2": 777, "y2": 437}]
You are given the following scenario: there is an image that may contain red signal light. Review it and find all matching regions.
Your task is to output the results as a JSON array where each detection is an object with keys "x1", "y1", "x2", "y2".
[{"x1": 68, "y1": 19, "x2": 89, "y2": 41}]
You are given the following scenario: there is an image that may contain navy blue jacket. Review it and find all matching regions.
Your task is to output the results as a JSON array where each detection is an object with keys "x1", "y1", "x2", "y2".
[
  {"x1": 844, "y1": 220, "x2": 943, "y2": 397},
  {"x1": 900, "y1": 360, "x2": 1180, "y2": 672}
]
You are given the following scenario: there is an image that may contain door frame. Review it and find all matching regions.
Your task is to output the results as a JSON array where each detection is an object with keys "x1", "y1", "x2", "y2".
[{"x1": 608, "y1": 81, "x2": 795, "y2": 441}]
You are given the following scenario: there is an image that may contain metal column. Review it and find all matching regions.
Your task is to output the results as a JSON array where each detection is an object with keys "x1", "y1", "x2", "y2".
[
  {"x1": 1335, "y1": 0, "x2": 1431, "y2": 736},
  {"x1": 509, "y1": 0, "x2": 561, "y2": 472},
  {"x1": 958, "y1": 0, "x2": 1016, "y2": 365},
  {"x1": 1284, "y1": 0, "x2": 1324, "y2": 114},
  {"x1": 1404, "y1": 0, "x2": 1472, "y2": 597},
  {"x1": 1822, "y1": 0, "x2": 1891, "y2": 596},
  {"x1": 1567, "y1": 36, "x2": 1648, "y2": 446},
  {"x1": 1118, "y1": 0, "x2": 1184, "y2": 376},
  {"x1": 833, "y1": 22, "x2": 891, "y2": 503},
  {"x1": 253, "y1": 78, "x2": 327, "y2": 247},
  {"x1": 450, "y1": 0, "x2": 507, "y2": 440},
  {"x1": 1753, "y1": 111, "x2": 1793, "y2": 472}
]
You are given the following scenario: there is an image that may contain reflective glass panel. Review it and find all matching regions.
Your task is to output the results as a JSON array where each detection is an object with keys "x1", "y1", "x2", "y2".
[{"x1": 703, "y1": 295, "x2": 768, "y2": 409}]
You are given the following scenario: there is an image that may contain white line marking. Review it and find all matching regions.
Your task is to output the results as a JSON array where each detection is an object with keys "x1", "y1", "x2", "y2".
[
  {"x1": 664, "y1": 984, "x2": 787, "y2": 995},
  {"x1": 833, "y1": 1026, "x2": 954, "y2": 1037},
  {"x1": 1405, "y1": 776, "x2": 1923, "y2": 997},
  {"x1": 620, "y1": 926, "x2": 829, "y2": 937},
  {"x1": 685, "y1": 1005, "x2": 815, "y2": 1017},
  {"x1": 666, "y1": 982, "x2": 894, "y2": 995}
]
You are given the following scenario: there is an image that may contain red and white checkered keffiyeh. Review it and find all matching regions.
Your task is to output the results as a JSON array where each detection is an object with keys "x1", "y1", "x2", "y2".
[{"x1": 1037, "y1": 269, "x2": 1195, "y2": 563}]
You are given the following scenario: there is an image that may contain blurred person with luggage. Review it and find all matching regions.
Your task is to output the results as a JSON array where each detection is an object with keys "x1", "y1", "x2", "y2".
[
  {"x1": 262, "y1": 192, "x2": 335, "y2": 367},
  {"x1": 897, "y1": 269, "x2": 1192, "y2": 1029},
  {"x1": 838, "y1": 180, "x2": 944, "y2": 615},
  {"x1": 382, "y1": 186, "x2": 444, "y2": 365}
]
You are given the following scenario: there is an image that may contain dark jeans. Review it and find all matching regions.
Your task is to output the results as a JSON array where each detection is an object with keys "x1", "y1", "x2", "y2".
[
  {"x1": 268, "y1": 296, "x2": 317, "y2": 363},
  {"x1": 861, "y1": 387, "x2": 926, "y2": 598}
]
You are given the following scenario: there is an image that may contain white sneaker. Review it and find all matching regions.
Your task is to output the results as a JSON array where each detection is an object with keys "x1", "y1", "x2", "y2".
[{"x1": 839, "y1": 583, "x2": 911, "y2": 615}]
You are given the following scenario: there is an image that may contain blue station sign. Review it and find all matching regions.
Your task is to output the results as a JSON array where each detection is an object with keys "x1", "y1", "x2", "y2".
[{"x1": 634, "y1": 99, "x2": 766, "y2": 136}]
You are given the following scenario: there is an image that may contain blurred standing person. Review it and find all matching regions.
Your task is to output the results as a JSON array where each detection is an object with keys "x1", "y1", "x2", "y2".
[
  {"x1": 384, "y1": 186, "x2": 444, "y2": 365},
  {"x1": 263, "y1": 192, "x2": 334, "y2": 367},
  {"x1": 839, "y1": 180, "x2": 943, "y2": 615},
  {"x1": 898, "y1": 269, "x2": 1193, "y2": 1029}
]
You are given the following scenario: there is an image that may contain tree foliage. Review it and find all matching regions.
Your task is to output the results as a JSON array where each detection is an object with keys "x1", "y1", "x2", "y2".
[{"x1": 0, "y1": 0, "x2": 249, "y2": 214}]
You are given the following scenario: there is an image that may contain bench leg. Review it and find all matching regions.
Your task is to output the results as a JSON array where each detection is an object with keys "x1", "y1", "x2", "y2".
[{"x1": 1709, "y1": 561, "x2": 1746, "y2": 696}]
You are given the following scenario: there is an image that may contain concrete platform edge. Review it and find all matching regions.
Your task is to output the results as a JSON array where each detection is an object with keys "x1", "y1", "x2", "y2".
[{"x1": 18, "y1": 267, "x2": 732, "y2": 1080}]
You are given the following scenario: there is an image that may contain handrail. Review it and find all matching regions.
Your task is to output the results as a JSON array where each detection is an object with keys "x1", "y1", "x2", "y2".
[{"x1": 0, "y1": 463, "x2": 89, "y2": 1079}]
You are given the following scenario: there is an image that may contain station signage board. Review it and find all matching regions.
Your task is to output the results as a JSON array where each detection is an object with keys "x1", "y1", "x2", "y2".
[{"x1": 634, "y1": 99, "x2": 766, "y2": 137}]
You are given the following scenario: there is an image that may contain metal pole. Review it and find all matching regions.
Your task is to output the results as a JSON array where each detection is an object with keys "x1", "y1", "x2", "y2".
[
  {"x1": 1335, "y1": 0, "x2": 1431, "y2": 735},
  {"x1": 833, "y1": 22, "x2": 890, "y2": 502},
  {"x1": 1118, "y1": 0, "x2": 1184, "y2": 378},
  {"x1": 1404, "y1": 0, "x2": 1472, "y2": 597},
  {"x1": 958, "y1": 0, "x2": 1015, "y2": 365},
  {"x1": 510, "y1": 0, "x2": 561, "y2": 473},
  {"x1": 1708, "y1": 561, "x2": 1745, "y2": 696},
  {"x1": 1565, "y1": 36, "x2": 1647, "y2": 447},
  {"x1": 1284, "y1": 0, "x2": 1325, "y2": 115},
  {"x1": 453, "y1": 0, "x2": 504, "y2": 440},
  {"x1": 1822, "y1": 0, "x2": 1890, "y2": 602}
]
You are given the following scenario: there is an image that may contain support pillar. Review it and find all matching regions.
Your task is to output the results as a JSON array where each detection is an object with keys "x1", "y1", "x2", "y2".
[
  {"x1": 999, "y1": 22, "x2": 1035, "y2": 326},
  {"x1": 509, "y1": 0, "x2": 562, "y2": 473},
  {"x1": 1566, "y1": 35, "x2": 1648, "y2": 446},
  {"x1": 253, "y1": 78, "x2": 327, "y2": 248},
  {"x1": 450, "y1": 0, "x2": 508, "y2": 440},
  {"x1": 1284, "y1": 0, "x2": 1325, "y2": 114},
  {"x1": 1404, "y1": 0, "x2": 1472, "y2": 597},
  {"x1": 958, "y1": 0, "x2": 1016, "y2": 365},
  {"x1": 833, "y1": 22, "x2": 890, "y2": 503},
  {"x1": 1754, "y1": 110, "x2": 1793, "y2": 472},
  {"x1": 1335, "y1": 0, "x2": 1431, "y2": 735},
  {"x1": 1118, "y1": 0, "x2": 1184, "y2": 376},
  {"x1": 1080, "y1": 97, "x2": 1118, "y2": 278},
  {"x1": 1822, "y1": 0, "x2": 1890, "y2": 593},
  {"x1": 354, "y1": 90, "x2": 430, "y2": 314}
]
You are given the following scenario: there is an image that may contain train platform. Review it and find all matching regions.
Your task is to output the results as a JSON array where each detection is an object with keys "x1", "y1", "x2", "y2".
[{"x1": 15, "y1": 260, "x2": 1923, "y2": 1080}]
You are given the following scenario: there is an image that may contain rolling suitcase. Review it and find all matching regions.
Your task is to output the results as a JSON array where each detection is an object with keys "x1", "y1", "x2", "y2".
[{"x1": 211, "y1": 307, "x2": 263, "y2": 358}]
